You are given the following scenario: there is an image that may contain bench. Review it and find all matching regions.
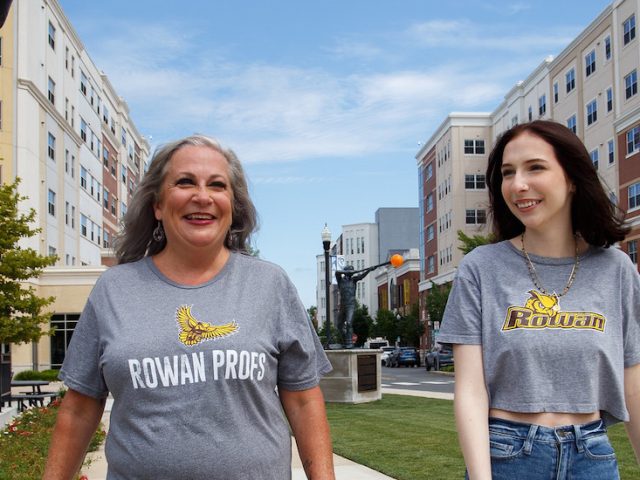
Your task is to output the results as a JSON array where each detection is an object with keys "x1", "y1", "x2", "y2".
[{"x1": 10, "y1": 392, "x2": 60, "y2": 412}]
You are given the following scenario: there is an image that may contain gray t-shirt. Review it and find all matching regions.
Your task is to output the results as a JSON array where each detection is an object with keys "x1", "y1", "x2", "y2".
[
  {"x1": 438, "y1": 240, "x2": 640, "y2": 425},
  {"x1": 60, "y1": 252, "x2": 331, "y2": 480}
]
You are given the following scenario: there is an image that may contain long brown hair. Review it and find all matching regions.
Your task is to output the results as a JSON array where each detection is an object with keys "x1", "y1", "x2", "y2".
[{"x1": 486, "y1": 120, "x2": 628, "y2": 246}]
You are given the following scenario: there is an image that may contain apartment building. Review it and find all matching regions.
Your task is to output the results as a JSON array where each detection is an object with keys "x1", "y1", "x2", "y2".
[
  {"x1": 0, "y1": 3, "x2": 13, "y2": 183},
  {"x1": 1, "y1": 0, "x2": 149, "y2": 371},
  {"x1": 417, "y1": 0, "x2": 640, "y2": 344}
]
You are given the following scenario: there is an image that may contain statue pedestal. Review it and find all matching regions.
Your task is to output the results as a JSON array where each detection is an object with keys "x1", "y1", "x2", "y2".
[{"x1": 319, "y1": 349, "x2": 381, "y2": 403}]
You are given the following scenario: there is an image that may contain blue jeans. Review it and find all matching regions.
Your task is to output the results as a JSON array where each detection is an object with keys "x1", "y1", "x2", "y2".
[{"x1": 466, "y1": 418, "x2": 620, "y2": 479}]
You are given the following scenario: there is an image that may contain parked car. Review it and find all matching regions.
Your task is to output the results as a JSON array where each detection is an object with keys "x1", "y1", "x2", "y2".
[
  {"x1": 380, "y1": 346, "x2": 396, "y2": 367},
  {"x1": 425, "y1": 345, "x2": 454, "y2": 371},
  {"x1": 388, "y1": 347, "x2": 420, "y2": 368}
]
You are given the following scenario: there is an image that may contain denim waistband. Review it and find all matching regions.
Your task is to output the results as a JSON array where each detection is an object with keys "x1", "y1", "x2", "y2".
[{"x1": 488, "y1": 417, "x2": 606, "y2": 452}]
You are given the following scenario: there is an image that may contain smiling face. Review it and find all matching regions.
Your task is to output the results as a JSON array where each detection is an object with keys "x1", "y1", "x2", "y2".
[
  {"x1": 500, "y1": 132, "x2": 575, "y2": 236},
  {"x1": 153, "y1": 145, "x2": 233, "y2": 259}
]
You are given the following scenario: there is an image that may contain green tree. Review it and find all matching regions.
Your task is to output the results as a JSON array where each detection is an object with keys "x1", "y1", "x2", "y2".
[
  {"x1": 0, "y1": 180, "x2": 57, "y2": 345},
  {"x1": 307, "y1": 305, "x2": 318, "y2": 330},
  {"x1": 397, "y1": 303, "x2": 423, "y2": 347},
  {"x1": 457, "y1": 230, "x2": 493, "y2": 255},
  {"x1": 373, "y1": 309, "x2": 398, "y2": 344},
  {"x1": 425, "y1": 282, "x2": 452, "y2": 328},
  {"x1": 352, "y1": 303, "x2": 373, "y2": 347},
  {"x1": 317, "y1": 321, "x2": 341, "y2": 346}
]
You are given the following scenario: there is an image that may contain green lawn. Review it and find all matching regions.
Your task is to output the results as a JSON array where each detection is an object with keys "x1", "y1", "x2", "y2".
[{"x1": 325, "y1": 394, "x2": 640, "y2": 480}]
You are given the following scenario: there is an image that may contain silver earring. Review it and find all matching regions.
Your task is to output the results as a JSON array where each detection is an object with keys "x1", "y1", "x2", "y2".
[{"x1": 152, "y1": 221, "x2": 165, "y2": 242}]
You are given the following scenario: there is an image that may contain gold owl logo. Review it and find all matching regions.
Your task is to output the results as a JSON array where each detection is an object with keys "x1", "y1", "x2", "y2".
[
  {"x1": 176, "y1": 305, "x2": 238, "y2": 346},
  {"x1": 524, "y1": 290, "x2": 560, "y2": 317}
]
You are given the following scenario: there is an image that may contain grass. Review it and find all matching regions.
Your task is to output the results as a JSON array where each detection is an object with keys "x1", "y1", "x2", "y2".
[
  {"x1": 0, "y1": 399, "x2": 105, "y2": 480},
  {"x1": 325, "y1": 394, "x2": 640, "y2": 480},
  {"x1": 13, "y1": 369, "x2": 61, "y2": 382}
]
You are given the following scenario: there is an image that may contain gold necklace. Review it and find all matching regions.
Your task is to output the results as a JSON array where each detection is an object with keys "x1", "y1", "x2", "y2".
[{"x1": 520, "y1": 232, "x2": 579, "y2": 297}]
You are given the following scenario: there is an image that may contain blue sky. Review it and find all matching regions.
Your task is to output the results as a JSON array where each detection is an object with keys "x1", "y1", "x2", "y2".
[{"x1": 60, "y1": 0, "x2": 610, "y2": 307}]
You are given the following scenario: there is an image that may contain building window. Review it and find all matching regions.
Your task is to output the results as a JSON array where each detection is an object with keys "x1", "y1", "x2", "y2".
[
  {"x1": 464, "y1": 139, "x2": 485, "y2": 155},
  {"x1": 427, "y1": 224, "x2": 434, "y2": 242},
  {"x1": 50, "y1": 313, "x2": 80, "y2": 368},
  {"x1": 606, "y1": 87, "x2": 613, "y2": 112},
  {"x1": 427, "y1": 255, "x2": 435, "y2": 273},
  {"x1": 567, "y1": 115, "x2": 577, "y2": 134},
  {"x1": 624, "y1": 14, "x2": 636, "y2": 45},
  {"x1": 627, "y1": 126, "x2": 640, "y2": 155},
  {"x1": 426, "y1": 193, "x2": 434, "y2": 212},
  {"x1": 48, "y1": 246, "x2": 57, "y2": 257},
  {"x1": 426, "y1": 162, "x2": 433, "y2": 180},
  {"x1": 625, "y1": 70, "x2": 638, "y2": 99},
  {"x1": 121, "y1": 127, "x2": 127, "y2": 147},
  {"x1": 566, "y1": 68, "x2": 576, "y2": 93},
  {"x1": 111, "y1": 197, "x2": 117, "y2": 215},
  {"x1": 629, "y1": 240, "x2": 638, "y2": 264},
  {"x1": 47, "y1": 133, "x2": 55, "y2": 161},
  {"x1": 80, "y1": 166, "x2": 87, "y2": 189},
  {"x1": 538, "y1": 95, "x2": 546, "y2": 116},
  {"x1": 465, "y1": 209, "x2": 486, "y2": 225},
  {"x1": 122, "y1": 165, "x2": 127, "y2": 184},
  {"x1": 48, "y1": 189, "x2": 56, "y2": 216},
  {"x1": 528, "y1": 105, "x2": 533, "y2": 122},
  {"x1": 80, "y1": 118, "x2": 87, "y2": 142},
  {"x1": 553, "y1": 82, "x2": 559, "y2": 103},
  {"x1": 103, "y1": 189, "x2": 109, "y2": 210},
  {"x1": 605, "y1": 36, "x2": 611, "y2": 60},
  {"x1": 590, "y1": 149, "x2": 599, "y2": 170},
  {"x1": 65, "y1": 201, "x2": 69, "y2": 225},
  {"x1": 103, "y1": 146, "x2": 109, "y2": 167},
  {"x1": 71, "y1": 206, "x2": 75, "y2": 229},
  {"x1": 608, "y1": 140, "x2": 615, "y2": 164},
  {"x1": 465, "y1": 174, "x2": 486, "y2": 189},
  {"x1": 585, "y1": 50, "x2": 596, "y2": 77},
  {"x1": 47, "y1": 77, "x2": 55, "y2": 104},
  {"x1": 103, "y1": 230, "x2": 110, "y2": 249},
  {"x1": 586, "y1": 99, "x2": 598, "y2": 126},
  {"x1": 629, "y1": 182, "x2": 640, "y2": 210},
  {"x1": 80, "y1": 71, "x2": 87, "y2": 96},
  {"x1": 71, "y1": 155, "x2": 75, "y2": 178},
  {"x1": 48, "y1": 21, "x2": 55, "y2": 49},
  {"x1": 80, "y1": 214, "x2": 87, "y2": 237}
]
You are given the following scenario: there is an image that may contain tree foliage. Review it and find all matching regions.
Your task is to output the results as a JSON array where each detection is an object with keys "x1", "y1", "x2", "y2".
[
  {"x1": 307, "y1": 305, "x2": 318, "y2": 330},
  {"x1": 0, "y1": 180, "x2": 57, "y2": 345},
  {"x1": 373, "y1": 309, "x2": 398, "y2": 344},
  {"x1": 397, "y1": 303, "x2": 423, "y2": 347},
  {"x1": 425, "y1": 282, "x2": 452, "y2": 327},
  {"x1": 352, "y1": 304, "x2": 373, "y2": 347},
  {"x1": 456, "y1": 230, "x2": 493, "y2": 255}
]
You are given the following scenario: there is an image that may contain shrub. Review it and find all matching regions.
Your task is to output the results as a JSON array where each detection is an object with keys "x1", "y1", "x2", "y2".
[
  {"x1": 0, "y1": 398, "x2": 105, "y2": 479},
  {"x1": 13, "y1": 370, "x2": 60, "y2": 382}
]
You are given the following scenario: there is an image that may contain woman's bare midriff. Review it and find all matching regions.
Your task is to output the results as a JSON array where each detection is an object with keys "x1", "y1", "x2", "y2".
[{"x1": 489, "y1": 408, "x2": 601, "y2": 428}]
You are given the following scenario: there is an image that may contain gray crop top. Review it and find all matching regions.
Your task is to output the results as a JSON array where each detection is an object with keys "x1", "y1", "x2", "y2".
[{"x1": 438, "y1": 241, "x2": 640, "y2": 425}]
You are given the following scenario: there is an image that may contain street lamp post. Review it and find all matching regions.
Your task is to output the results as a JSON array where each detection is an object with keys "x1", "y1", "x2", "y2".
[{"x1": 321, "y1": 224, "x2": 332, "y2": 348}]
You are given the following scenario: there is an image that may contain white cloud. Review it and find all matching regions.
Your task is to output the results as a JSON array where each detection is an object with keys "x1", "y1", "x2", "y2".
[
  {"x1": 406, "y1": 19, "x2": 574, "y2": 52},
  {"x1": 83, "y1": 17, "x2": 573, "y2": 165}
]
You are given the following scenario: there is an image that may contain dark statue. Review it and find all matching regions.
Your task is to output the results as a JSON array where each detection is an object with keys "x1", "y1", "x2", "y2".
[{"x1": 335, "y1": 264, "x2": 383, "y2": 348}]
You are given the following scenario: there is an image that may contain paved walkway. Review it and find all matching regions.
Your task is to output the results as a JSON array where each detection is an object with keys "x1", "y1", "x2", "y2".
[
  {"x1": 1, "y1": 385, "x2": 453, "y2": 479},
  {"x1": 81, "y1": 388, "x2": 452, "y2": 479}
]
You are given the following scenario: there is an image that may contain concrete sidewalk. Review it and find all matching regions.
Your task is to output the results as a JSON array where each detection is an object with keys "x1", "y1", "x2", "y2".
[{"x1": 81, "y1": 388, "x2": 451, "y2": 479}]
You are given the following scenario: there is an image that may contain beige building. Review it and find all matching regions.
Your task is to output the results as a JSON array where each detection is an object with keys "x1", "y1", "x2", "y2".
[
  {"x1": 418, "y1": 0, "x2": 640, "y2": 341},
  {"x1": 0, "y1": 1, "x2": 14, "y2": 183},
  {"x1": 1, "y1": 0, "x2": 149, "y2": 372}
]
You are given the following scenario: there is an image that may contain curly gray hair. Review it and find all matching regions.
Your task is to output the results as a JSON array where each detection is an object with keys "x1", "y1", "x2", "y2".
[{"x1": 114, "y1": 135, "x2": 258, "y2": 264}]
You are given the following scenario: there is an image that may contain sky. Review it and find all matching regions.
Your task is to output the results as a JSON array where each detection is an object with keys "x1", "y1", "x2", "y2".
[{"x1": 59, "y1": 0, "x2": 611, "y2": 307}]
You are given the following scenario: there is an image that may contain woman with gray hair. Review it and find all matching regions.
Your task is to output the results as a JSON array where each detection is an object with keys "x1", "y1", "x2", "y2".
[{"x1": 44, "y1": 135, "x2": 335, "y2": 480}]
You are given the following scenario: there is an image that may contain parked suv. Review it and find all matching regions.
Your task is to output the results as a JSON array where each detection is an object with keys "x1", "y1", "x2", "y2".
[
  {"x1": 388, "y1": 347, "x2": 420, "y2": 368},
  {"x1": 425, "y1": 345, "x2": 453, "y2": 371}
]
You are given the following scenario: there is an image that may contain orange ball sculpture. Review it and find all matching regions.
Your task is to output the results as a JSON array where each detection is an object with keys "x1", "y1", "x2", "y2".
[{"x1": 390, "y1": 254, "x2": 404, "y2": 268}]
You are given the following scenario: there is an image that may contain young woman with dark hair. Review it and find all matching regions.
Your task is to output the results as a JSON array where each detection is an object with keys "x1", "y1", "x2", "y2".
[{"x1": 439, "y1": 120, "x2": 640, "y2": 479}]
